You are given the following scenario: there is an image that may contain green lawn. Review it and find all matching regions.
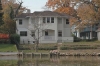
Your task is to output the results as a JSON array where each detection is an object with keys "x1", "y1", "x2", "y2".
[
  {"x1": 0, "y1": 60, "x2": 18, "y2": 66},
  {"x1": 0, "y1": 44, "x2": 18, "y2": 52}
]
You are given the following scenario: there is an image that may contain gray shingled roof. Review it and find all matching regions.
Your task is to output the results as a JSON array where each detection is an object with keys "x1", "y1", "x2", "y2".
[
  {"x1": 16, "y1": 11, "x2": 70, "y2": 18},
  {"x1": 33, "y1": 11, "x2": 69, "y2": 17},
  {"x1": 16, "y1": 13, "x2": 33, "y2": 18}
]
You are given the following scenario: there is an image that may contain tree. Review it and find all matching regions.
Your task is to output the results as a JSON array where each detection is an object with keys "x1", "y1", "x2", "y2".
[
  {"x1": 46, "y1": 0, "x2": 76, "y2": 16},
  {"x1": 29, "y1": 17, "x2": 49, "y2": 52},
  {"x1": 0, "y1": 0, "x2": 26, "y2": 34},
  {"x1": 0, "y1": 0, "x2": 3, "y2": 26},
  {"x1": 46, "y1": 0, "x2": 100, "y2": 27}
]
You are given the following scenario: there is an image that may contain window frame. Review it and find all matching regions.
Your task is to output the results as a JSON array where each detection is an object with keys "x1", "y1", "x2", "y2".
[
  {"x1": 31, "y1": 31, "x2": 35, "y2": 37},
  {"x1": 66, "y1": 19, "x2": 69, "y2": 24},
  {"x1": 58, "y1": 31, "x2": 62, "y2": 37},
  {"x1": 45, "y1": 31, "x2": 48, "y2": 36},
  {"x1": 47, "y1": 17, "x2": 50, "y2": 23},
  {"x1": 20, "y1": 31, "x2": 27, "y2": 36},
  {"x1": 19, "y1": 19, "x2": 22, "y2": 25},
  {"x1": 51, "y1": 17, "x2": 54, "y2": 23}
]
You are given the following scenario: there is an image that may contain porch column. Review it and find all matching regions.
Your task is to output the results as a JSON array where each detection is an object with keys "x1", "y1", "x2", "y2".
[
  {"x1": 55, "y1": 17, "x2": 58, "y2": 42},
  {"x1": 77, "y1": 29, "x2": 80, "y2": 38},
  {"x1": 90, "y1": 32, "x2": 92, "y2": 39},
  {"x1": 28, "y1": 17, "x2": 32, "y2": 43}
]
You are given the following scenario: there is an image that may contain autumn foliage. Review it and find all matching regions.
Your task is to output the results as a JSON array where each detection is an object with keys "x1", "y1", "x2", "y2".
[
  {"x1": 46, "y1": 0, "x2": 100, "y2": 29},
  {"x1": 46, "y1": 0, "x2": 76, "y2": 16},
  {"x1": 0, "y1": 33, "x2": 9, "y2": 39}
]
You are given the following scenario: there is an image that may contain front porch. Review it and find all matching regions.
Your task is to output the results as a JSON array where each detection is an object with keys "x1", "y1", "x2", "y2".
[
  {"x1": 40, "y1": 29, "x2": 56, "y2": 43},
  {"x1": 80, "y1": 31, "x2": 97, "y2": 39}
]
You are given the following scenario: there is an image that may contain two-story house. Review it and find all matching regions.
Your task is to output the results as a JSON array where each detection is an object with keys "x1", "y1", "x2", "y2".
[{"x1": 16, "y1": 11, "x2": 73, "y2": 44}]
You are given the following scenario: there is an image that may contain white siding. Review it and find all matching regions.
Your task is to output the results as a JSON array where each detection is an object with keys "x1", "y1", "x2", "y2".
[{"x1": 16, "y1": 16, "x2": 73, "y2": 44}]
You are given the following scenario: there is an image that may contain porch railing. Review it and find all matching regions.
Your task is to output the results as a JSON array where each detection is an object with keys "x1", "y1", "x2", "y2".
[{"x1": 43, "y1": 36, "x2": 55, "y2": 40}]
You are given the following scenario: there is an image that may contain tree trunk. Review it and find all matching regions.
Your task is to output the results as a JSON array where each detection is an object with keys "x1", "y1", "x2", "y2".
[{"x1": 35, "y1": 40, "x2": 39, "y2": 52}]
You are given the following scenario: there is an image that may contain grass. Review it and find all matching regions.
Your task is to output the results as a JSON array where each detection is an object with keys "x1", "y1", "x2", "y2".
[
  {"x1": 0, "y1": 44, "x2": 18, "y2": 52},
  {"x1": 0, "y1": 60, "x2": 18, "y2": 66}
]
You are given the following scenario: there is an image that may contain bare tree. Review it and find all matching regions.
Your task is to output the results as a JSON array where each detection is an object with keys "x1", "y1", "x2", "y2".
[{"x1": 29, "y1": 17, "x2": 50, "y2": 52}]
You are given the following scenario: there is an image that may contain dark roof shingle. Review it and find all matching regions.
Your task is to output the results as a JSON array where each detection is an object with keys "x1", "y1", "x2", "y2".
[
  {"x1": 16, "y1": 13, "x2": 33, "y2": 18},
  {"x1": 16, "y1": 11, "x2": 70, "y2": 18}
]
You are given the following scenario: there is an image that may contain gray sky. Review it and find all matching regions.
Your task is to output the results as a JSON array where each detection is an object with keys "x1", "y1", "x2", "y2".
[{"x1": 22, "y1": 0, "x2": 48, "y2": 13}]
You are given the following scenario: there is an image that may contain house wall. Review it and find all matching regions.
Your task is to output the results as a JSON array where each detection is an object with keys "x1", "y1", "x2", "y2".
[
  {"x1": 39, "y1": 17, "x2": 58, "y2": 43},
  {"x1": 16, "y1": 18, "x2": 35, "y2": 44},
  {"x1": 16, "y1": 28, "x2": 30, "y2": 44},
  {"x1": 57, "y1": 18, "x2": 73, "y2": 42},
  {"x1": 16, "y1": 16, "x2": 73, "y2": 44},
  {"x1": 16, "y1": 18, "x2": 29, "y2": 28}
]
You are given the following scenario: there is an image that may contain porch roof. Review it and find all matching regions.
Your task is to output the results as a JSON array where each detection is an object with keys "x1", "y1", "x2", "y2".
[{"x1": 17, "y1": 28, "x2": 28, "y2": 31}]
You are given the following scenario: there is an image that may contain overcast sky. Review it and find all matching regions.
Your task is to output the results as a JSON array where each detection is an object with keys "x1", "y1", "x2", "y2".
[{"x1": 22, "y1": 0, "x2": 48, "y2": 13}]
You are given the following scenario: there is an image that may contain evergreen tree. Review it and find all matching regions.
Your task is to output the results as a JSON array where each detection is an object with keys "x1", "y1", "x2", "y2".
[{"x1": 0, "y1": 0, "x2": 3, "y2": 26}]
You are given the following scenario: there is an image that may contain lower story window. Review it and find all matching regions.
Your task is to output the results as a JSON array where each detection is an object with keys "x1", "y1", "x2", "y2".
[
  {"x1": 58, "y1": 31, "x2": 62, "y2": 37},
  {"x1": 45, "y1": 31, "x2": 48, "y2": 36},
  {"x1": 31, "y1": 31, "x2": 35, "y2": 37},
  {"x1": 20, "y1": 31, "x2": 27, "y2": 36}
]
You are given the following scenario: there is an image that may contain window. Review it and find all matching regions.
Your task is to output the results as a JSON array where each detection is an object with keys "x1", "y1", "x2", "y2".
[
  {"x1": 51, "y1": 17, "x2": 54, "y2": 23},
  {"x1": 47, "y1": 17, "x2": 50, "y2": 23},
  {"x1": 20, "y1": 31, "x2": 27, "y2": 36},
  {"x1": 66, "y1": 19, "x2": 69, "y2": 24},
  {"x1": 45, "y1": 31, "x2": 48, "y2": 36},
  {"x1": 43, "y1": 17, "x2": 46, "y2": 23},
  {"x1": 19, "y1": 19, "x2": 22, "y2": 25},
  {"x1": 58, "y1": 31, "x2": 62, "y2": 37},
  {"x1": 31, "y1": 32, "x2": 35, "y2": 37}
]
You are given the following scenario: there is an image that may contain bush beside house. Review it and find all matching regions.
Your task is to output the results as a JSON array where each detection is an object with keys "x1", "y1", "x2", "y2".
[{"x1": 10, "y1": 34, "x2": 20, "y2": 44}]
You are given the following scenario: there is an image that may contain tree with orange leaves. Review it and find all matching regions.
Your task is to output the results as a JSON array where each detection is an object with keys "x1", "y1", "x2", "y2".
[
  {"x1": 46, "y1": 0, "x2": 76, "y2": 16},
  {"x1": 46, "y1": 0, "x2": 100, "y2": 27}
]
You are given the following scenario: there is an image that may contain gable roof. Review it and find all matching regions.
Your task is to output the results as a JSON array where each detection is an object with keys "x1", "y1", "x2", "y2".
[{"x1": 16, "y1": 11, "x2": 70, "y2": 18}]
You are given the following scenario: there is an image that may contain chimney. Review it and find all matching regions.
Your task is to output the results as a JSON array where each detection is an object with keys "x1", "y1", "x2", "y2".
[{"x1": 27, "y1": 9, "x2": 31, "y2": 13}]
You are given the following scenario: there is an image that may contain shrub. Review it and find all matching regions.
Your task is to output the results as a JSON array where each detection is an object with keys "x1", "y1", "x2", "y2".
[
  {"x1": 60, "y1": 46, "x2": 70, "y2": 50},
  {"x1": 72, "y1": 34, "x2": 81, "y2": 42},
  {"x1": 10, "y1": 34, "x2": 20, "y2": 44},
  {"x1": 60, "y1": 45, "x2": 97, "y2": 50},
  {"x1": 38, "y1": 47, "x2": 57, "y2": 50}
]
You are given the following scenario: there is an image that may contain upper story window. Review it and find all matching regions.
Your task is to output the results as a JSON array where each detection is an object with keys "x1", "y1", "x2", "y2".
[
  {"x1": 43, "y1": 17, "x2": 46, "y2": 23},
  {"x1": 20, "y1": 31, "x2": 27, "y2": 36},
  {"x1": 47, "y1": 17, "x2": 50, "y2": 23},
  {"x1": 19, "y1": 19, "x2": 22, "y2": 25},
  {"x1": 66, "y1": 19, "x2": 69, "y2": 24},
  {"x1": 43, "y1": 17, "x2": 54, "y2": 23},
  {"x1": 51, "y1": 17, "x2": 54, "y2": 23}
]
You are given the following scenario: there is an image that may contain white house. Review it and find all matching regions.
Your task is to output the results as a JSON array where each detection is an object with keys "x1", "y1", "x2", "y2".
[{"x1": 16, "y1": 11, "x2": 73, "y2": 44}]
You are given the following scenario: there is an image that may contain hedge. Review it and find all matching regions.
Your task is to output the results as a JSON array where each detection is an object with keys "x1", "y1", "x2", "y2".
[{"x1": 60, "y1": 46, "x2": 97, "y2": 50}]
